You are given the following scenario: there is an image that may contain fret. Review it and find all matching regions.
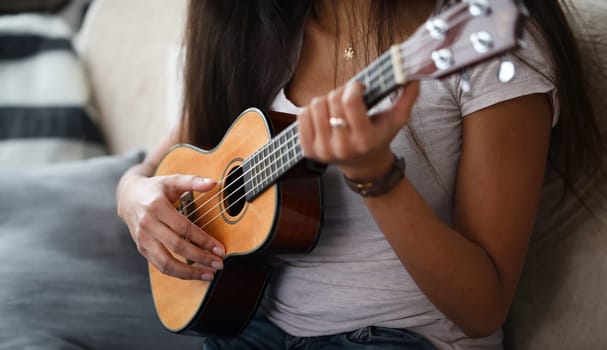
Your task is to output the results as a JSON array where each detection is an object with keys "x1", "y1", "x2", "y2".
[
  {"x1": 241, "y1": 0, "x2": 525, "y2": 202},
  {"x1": 243, "y1": 122, "x2": 306, "y2": 201},
  {"x1": 254, "y1": 151, "x2": 262, "y2": 193},
  {"x1": 276, "y1": 144, "x2": 283, "y2": 173},
  {"x1": 282, "y1": 127, "x2": 295, "y2": 169},
  {"x1": 265, "y1": 150, "x2": 272, "y2": 188},
  {"x1": 250, "y1": 153, "x2": 257, "y2": 194},
  {"x1": 244, "y1": 47, "x2": 404, "y2": 201},
  {"x1": 286, "y1": 141, "x2": 294, "y2": 166},
  {"x1": 268, "y1": 143, "x2": 276, "y2": 176},
  {"x1": 242, "y1": 154, "x2": 252, "y2": 198},
  {"x1": 286, "y1": 128, "x2": 296, "y2": 164},
  {"x1": 255, "y1": 150, "x2": 264, "y2": 192},
  {"x1": 280, "y1": 133, "x2": 288, "y2": 172},
  {"x1": 280, "y1": 153, "x2": 289, "y2": 173},
  {"x1": 268, "y1": 145, "x2": 275, "y2": 178},
  {"x1": 356, "y1": 52, "x2": 390, "y2": 82},
  {"x1": 354, "y1": 51, "x2": 400, "y2": 108},
  {"x1": 251, "y1": 151, "x2": 260, "y2": 194},
  {"x1": 243, "y1": 52, "x2": 398, "y2": 200},
  {"x1": 262, "y1": 147, "x2": 270, "y2": 183},
  {"x1": 244, "y1": 53, "x2": 396, "y2": 201}
]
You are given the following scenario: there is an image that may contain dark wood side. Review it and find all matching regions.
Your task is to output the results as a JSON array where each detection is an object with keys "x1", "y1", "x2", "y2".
[
  {"x1": 267, "y1": 110, "x2": 327, "y2": 177},
  {"x1": 263, "y1": 110, "x2": 324, "y2": 254},
  {"x1": 265, "y1": 176, "x2": 323, "y2": 254},
  {"x1": 182, "y1": 257, "x2": 272, "y2": 337},
  {"x1": 172, "y1": 109, "x2": 323, "y2": 336}
]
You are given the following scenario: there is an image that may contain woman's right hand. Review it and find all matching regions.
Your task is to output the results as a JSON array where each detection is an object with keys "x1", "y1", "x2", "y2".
[{"x1": 117, "y1": 172, "x2": 225, "y2": 281}]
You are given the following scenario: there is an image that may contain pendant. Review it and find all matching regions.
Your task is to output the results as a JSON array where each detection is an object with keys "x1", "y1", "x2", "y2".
[{"x1": 343, "y1": 43, "x2": 355, "y2": 61}]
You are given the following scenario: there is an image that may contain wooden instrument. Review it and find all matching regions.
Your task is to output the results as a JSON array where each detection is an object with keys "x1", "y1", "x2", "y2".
[{"x1": 150, "y1": 0, "x2": 527, "y2": 337}]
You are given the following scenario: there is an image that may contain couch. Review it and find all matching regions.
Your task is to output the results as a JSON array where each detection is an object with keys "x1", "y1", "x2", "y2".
[
  {"x1": 0, "y1": 0, "x2": 201, "y2": 349},
  {"x1": 1, "y1": 0, "x2": 606, "y2": 349}
]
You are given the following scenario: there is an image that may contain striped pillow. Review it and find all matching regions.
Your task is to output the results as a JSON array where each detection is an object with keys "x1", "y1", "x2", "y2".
[{"x1": 0, "y1": 13, "x2": 107, "y2": 167}]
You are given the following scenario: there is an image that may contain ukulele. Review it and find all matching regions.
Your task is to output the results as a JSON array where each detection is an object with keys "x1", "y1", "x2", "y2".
[{"x1": 150, "y1": 0, "x2": 527, "y2": 337}]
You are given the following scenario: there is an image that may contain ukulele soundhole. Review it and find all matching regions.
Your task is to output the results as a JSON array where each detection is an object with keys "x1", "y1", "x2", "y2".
[{"x1": 222, "y1": 165, "x2": 246, "y2": 218}]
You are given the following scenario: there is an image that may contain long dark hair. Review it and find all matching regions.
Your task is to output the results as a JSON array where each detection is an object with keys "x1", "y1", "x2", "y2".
[
  {"x1": 521, "y1": 1, "x2": 606, "y2": 193},
  {"x1": 181, "y1": 0, "x2": 605, "y2": 194},
  {"x1": 180, "y1": 1, "x2": 310, "y2": 148}
]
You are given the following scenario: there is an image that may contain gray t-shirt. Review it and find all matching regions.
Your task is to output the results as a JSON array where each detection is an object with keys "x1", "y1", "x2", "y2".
[{"x1": 262, "y1": 31, "x2": 557, "y2": 350}]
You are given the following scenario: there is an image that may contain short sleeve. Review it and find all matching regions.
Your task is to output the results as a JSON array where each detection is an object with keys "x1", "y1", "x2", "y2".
[{"x1": 457, "y1": 30, "x2": 559, "y2": 127}]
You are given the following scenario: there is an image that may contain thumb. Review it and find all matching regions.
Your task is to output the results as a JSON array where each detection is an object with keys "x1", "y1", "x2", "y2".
[
  {"x1": 160, "y1": 174, "x2": 217, "y2": 200},
  {"x1": 382, "y1": 81, "x2": 420, "y2": 129},
  {"x1": 393, "y1": 81, "x2": 420, "y2": 116}
]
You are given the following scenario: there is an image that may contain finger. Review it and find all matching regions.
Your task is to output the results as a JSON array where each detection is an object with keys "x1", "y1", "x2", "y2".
[
  {"x1": 297, "y1": 107, "x2": 315, "y2": 157},
  {"x1": 327, "y1": 87, "x2": 346, "y2": 126},
  {"x1": 327, "y1": 88, "x2": 351, "y2": 159},
  {"x1": 153, "y1": 198, "x2": 225, "y2": 258},
  {"x1": 152, "y1": 217, "x2": 224, "y2": 270},
  {"x1": 146, "y1": 238, "x2": 217, "y2": 281},
  {"x1": 340, "y1": 81, "x2": 369, "y2": 133},
  {"x1": 159, "y1": 174, "x2": 217, "y2": 202},
  {"x1": 369, "y1": 82, "x2": 419, "y2": 144},
  {"x1": 383, "y1": 82, "x2": 420, "y2": 129},
  {"x1": 309, "y1": 96, "x2": 332, "y2": 159}
]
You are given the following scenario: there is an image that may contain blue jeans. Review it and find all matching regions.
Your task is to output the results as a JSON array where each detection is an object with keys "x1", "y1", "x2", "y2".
[{"x1": 201, "y1": 311, "x2": 437, "y2": 350}]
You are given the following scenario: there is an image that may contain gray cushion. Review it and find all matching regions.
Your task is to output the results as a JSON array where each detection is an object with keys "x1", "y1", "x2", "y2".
[
  {"x1": 504, "y1": 172, "x2": 607, "y2": 349},
  {"x1": 0, "y1": 152, "x2": 201, "y2": 349}
]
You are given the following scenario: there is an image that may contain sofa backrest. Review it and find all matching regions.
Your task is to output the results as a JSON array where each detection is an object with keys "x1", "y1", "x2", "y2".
[{"x1": 505, "y1": 1, "x2": 607, "y2": 348}]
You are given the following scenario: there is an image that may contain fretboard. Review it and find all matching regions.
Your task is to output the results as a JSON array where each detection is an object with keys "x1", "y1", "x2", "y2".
[
  {"x1": 355, "y1": 50, "x2": 401, "y2": 108},
  {"x1": 242, "y1": 122, "x2": 302, "y2": 201},
  {"x1": 242, "y1": 48, "x2": 403, "y2": 201}
]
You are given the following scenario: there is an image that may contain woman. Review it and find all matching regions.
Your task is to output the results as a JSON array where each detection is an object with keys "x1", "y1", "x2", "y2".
[{"x1": 117, "y1": 0, "x2": 604, "y2": 348}]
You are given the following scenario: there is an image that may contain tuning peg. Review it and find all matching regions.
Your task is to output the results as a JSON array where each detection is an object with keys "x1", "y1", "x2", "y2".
[
  {"x1": 460, "y1": 70, "x2": 472, "y2": 94},
  {"x1": 426, "y1": 18, "x2": 448, "y2": 39},
  {"x1": 517, "y1": 39, "x2": 528, "y2": 49},
  {"x1": 466, "y1": 0, "x2": 491, "y2": 17},
  {"x1": 498, "y1": 57, "x2": 516, "y2": 83}
]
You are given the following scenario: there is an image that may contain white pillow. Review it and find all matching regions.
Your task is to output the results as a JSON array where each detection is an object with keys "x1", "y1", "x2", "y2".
[{"x1": 0, "y1": 13, "x2": 107, "y2": 167}]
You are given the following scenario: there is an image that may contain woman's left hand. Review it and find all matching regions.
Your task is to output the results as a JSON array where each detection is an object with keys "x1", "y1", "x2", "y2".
[{"x1": 297, "y1": 80, "x2": 419, "y2": 180}]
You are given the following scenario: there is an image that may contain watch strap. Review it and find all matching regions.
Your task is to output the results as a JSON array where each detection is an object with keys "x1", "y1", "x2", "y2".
[{"x1": 343, "y1": 155, "x2": 405, "y2": 197}]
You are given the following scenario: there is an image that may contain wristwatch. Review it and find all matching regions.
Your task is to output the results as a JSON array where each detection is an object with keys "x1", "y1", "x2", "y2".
[{"x1": 343, "y1": 154, "x2": 406, "y2": 197}]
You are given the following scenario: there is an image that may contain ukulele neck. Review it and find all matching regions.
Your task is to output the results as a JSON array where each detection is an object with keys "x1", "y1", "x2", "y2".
[{"x1": 241, "y1": 47, "x2": 405, "y2": 201}]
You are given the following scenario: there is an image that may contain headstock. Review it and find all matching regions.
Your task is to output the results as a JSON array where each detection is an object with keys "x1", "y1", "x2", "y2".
[{"x1": 397, "y1": 0, "x2": 527, "y2": 83}]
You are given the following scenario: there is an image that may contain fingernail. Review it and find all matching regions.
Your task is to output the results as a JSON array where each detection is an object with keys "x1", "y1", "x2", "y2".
[
  {"x1": 201, "y1": 273, "x2": 214, "y2": 281},
  {"x1": 198, "y1": 177, "x2": 215, "y2": 185},
  {"x1": 212, "y1": 246, "x2": 225, "y2": 257},
  {"x1": 211, "y1": 261, "x2": 223, "y2": 270}
]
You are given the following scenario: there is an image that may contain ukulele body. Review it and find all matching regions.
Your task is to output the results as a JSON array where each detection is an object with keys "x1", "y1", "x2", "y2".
[{"x1": 149, "y1": 108, "x2": 323, "y2": 336}]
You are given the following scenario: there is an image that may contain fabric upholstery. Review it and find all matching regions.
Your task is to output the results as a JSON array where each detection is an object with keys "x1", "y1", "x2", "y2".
[
  {"x1": 39, "y1": 0, "x2": 607, "y2": 348},
  {"x1": 503, "y1": 0, "x2": 607, "y2": 349},
  {"x1": 0, "y1": 152, "x2": 202, "y2": 349}
]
